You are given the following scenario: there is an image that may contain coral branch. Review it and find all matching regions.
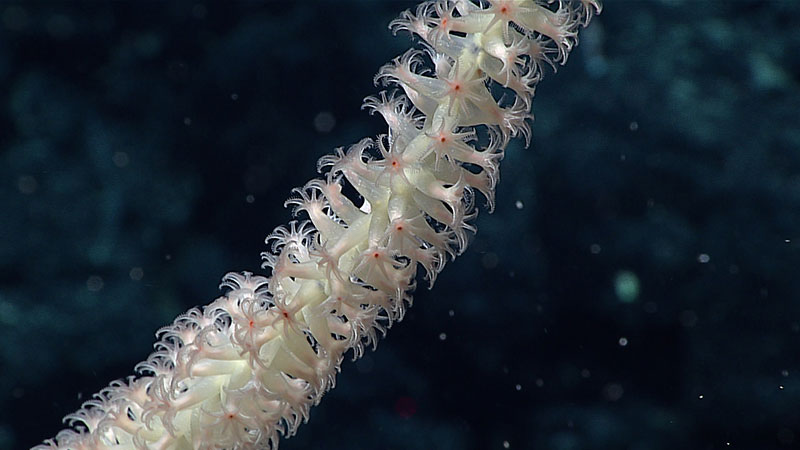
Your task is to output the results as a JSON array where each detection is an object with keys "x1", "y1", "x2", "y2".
[{"x1": 35, "y1": 1, "x2": 600, "y2": 449}]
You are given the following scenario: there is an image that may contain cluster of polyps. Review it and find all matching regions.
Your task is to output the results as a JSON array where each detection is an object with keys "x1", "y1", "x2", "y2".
[{"x1": 37, "y1": 1, "x2": 599, "y2": 449}]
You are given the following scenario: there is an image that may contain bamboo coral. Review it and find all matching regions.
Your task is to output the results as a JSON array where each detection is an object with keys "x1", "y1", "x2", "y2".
[{"x1": 36, "y1": 1, "x2": 600, "y2": 448}]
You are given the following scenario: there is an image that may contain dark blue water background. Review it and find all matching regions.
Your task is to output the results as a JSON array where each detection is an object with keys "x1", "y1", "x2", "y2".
[{"x1": 1, "y1": 1, "x2": 799, "y2": 449}]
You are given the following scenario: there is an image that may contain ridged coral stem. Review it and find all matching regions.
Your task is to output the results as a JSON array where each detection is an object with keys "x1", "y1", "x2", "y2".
[{"x1": 36, "y1": 1, "x2": 599, "y2": 449}]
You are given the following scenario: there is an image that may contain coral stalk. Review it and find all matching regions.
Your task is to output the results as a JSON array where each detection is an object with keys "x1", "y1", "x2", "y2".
[{"x1": 36, "y1": 1, "x2": 600, "y2": 448}]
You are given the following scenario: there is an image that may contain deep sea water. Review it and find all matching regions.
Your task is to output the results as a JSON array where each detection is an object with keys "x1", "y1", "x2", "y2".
[{"x1": 1, "y1": 1, "x2": 799, "y2": 449}]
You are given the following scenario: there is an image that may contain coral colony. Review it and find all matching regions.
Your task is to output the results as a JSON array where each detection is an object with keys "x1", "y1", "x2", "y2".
[{"x1": 36, "y1": 1, "x2": 600, "y2": 448}]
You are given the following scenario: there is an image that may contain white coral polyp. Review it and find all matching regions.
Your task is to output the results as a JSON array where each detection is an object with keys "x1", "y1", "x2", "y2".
[{"x1": 37, "y1": 1, "x2": 599, "y2": 449}]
